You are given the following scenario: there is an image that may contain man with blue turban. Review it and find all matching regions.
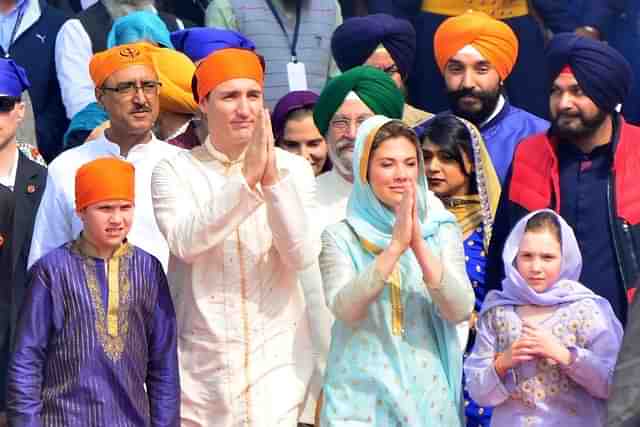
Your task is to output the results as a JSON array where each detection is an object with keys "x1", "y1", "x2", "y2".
[
  {"x1": 330, "y1": 13, "x2": 431, "y2": 126},
  {"x1": 170, "y1": 27, "x2": 255, "y2": 64},
  {"x1": 0, "y1": 58, "x2": 46, "y2": 426},
  {"x1": 487, "y1": 34, "x2": 639, "y2": 329}
]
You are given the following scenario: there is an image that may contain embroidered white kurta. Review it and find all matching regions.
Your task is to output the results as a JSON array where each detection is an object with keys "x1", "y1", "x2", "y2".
[
  {"x1": 151, "y1": 141, "x2": 318, "y2": 427},
  {"x1": 28, "y1": 134, "x2": 182, "y2": 270}
]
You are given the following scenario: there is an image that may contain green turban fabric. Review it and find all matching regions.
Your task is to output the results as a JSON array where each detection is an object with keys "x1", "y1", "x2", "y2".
[{"x1": 313, "y1": 66, "x2": 405, "y2": 135}]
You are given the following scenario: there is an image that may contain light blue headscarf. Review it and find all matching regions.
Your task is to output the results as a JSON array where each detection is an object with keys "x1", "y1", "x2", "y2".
[
  {"x1": 344, "y1": 115, "x2": 464, "y2": 416},
  {"x1": 107, "y1": 11, "x2": 174, "y2": 49},
  {"x1": 346, "y1": 115, "x2": 456, "y2": 250}
]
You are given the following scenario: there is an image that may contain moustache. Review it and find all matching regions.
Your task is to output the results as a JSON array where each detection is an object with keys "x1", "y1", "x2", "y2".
[
  {"x1": 335, "y1": 139, "x2": 354, "y2": 152},
  {"x1": 449, "y1": 87, "x2": 485, "y2": 102},
  {"x1": 130, "y1": 107, "x2": 152, "y2": 114}
]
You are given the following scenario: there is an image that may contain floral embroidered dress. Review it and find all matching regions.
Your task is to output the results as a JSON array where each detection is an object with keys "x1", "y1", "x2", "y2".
[{"x1": 465, "y1": 210, "x2": 623, "y2": 427}]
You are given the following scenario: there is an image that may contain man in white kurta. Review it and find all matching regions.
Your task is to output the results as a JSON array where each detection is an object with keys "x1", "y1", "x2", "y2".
[
  {"x1": 151, "y1": 47, "x2": 318, "y2": 426},
  {"x1": 28, "y1": 42, "x2": 181, "y2": 270}
]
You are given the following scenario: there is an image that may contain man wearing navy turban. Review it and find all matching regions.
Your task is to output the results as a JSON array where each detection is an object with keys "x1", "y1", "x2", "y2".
[
  {"x1": 487, "y1": 34, "x2": 640, "y2": 332},
  {"x1": 330, "y1": 14, "x2": 431, "y2": 126}
]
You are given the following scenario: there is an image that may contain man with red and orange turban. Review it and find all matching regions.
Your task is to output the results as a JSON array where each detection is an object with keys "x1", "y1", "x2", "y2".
[
  {"x1": 29, "y1": 42, "x2": 183, "y2": 272},
  {"x1": 8, "y1": 157, "x2": 180, "y2": 426},
  {"x1": 415, "y1": 11, "x2": 548, "y2": 186},
  {"x1": 151, "y1": 47, "x2": 319, "y2": 426}
]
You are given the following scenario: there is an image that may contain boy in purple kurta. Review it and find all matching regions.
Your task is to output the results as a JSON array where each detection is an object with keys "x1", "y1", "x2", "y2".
[{"x1": 7, "y1": 158, "x2": 179, "y2": 427}]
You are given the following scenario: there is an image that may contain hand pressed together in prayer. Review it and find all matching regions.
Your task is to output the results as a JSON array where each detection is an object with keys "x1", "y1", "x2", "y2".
[
  {"x1": 390, "y1": 183, "x2": 416, "y2": 254},
  {"x1": 243, "y1": 108, "x2": 279, "y2": 189},
  {"x1": 496, "y1": 321, "x2": 572, "y2": 377}
]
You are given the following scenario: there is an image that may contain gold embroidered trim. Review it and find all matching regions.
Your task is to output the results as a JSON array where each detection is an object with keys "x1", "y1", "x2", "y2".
[
  {"x1": 388, "y1": 268, "x2": 404, "y2": 336},
  {"x1": 107, "y1": 256, "x2": 120, "y2": 337},
  {"x1": 359, "y1": 237, "x2": 404, "y2": 337},
  {"x1": 236, "y1": 229, "x2": 253, "y2": 426},
  {"x1": 72, "y1": 238, "x2": 132, "y2": 362},
  {"x1": 358, "y1": 122, "x2": 387, "y2": 184}
]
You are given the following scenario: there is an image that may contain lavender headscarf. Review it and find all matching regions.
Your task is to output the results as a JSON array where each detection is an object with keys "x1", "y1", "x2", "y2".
[{"x1": 481, "y1": 209, "x2": 607, "y2": 314}]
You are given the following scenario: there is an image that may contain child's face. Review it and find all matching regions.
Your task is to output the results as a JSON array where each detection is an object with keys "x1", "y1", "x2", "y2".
[
  {"x1": 77, "y1": 200, "x2": 134, "y2": 252},
  {"x1": 515, "y1": 230, "x2": 562, "y2": 293}
]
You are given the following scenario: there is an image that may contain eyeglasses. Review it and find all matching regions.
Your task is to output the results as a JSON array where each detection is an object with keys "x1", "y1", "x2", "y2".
[
  {"x1": 101, "y1": 80, "x2": 162, "y2": 97},
  {"x1": 381, "y1": 64, "x2": 400, "y2": 76},
  {"x1": 0, "y1": 96, "x2": 19, "y2": 112},
  {"x1": 329, "y1": 115, "x2": 372, "y2": 131}
]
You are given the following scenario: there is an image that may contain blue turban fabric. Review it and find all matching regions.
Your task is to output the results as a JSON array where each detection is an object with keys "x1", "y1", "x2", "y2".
[
  {"x1": 330, "y1": 13, "x2": 416, "y2": 80},
  {"x1": 546, "y1": 33, "x2": 632, "y2": 112},
  {"x1": 107, "y1": 11, "x2": 174, "y2": 49},
  {"x1": 63, "y1": 102, "x2": 109, "y2": 149},
  {"x1": 170, "y1": 27, "x2": 256, "y2": 63},
  {"x1": 0, "y1": 59, "x2": 29, "y2": 97}
]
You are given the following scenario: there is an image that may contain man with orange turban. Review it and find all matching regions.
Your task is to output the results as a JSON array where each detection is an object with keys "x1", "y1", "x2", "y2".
[
  {"x1": 28, "y1": 42, "x2": 183, "y2": 272},
  {"x1": 151, "y1": 47, "x2": 319, "y2": 426},
  {"x1": 415, "y1": 11, "x2": 548, "y2": 186},
  {"x1": 151, "y1": 48, "x2": 200, "y2": 141},
  {"x1": 407, "y1": 0, "x2": 570, "y2": 123},
  {"x1": 7, "y1": 157, "x2": 180, "y2": 426}
]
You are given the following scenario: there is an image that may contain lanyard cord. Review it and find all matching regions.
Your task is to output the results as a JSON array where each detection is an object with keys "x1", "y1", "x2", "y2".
[{"x1": 264, "y1": 0, "x2": 301, "y2": 63}]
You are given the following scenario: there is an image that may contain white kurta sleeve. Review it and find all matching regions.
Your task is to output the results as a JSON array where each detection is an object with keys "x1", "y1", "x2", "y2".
[
  {"x1": 55, "y1": 19, "x2": 97, "y2": 119},
  {"x1": 151, "y1": 157, "x2": 264, "y2": 264},
  {"x1": 262, "y1": 155, "x2": 319, "y2": 270},
  {"x1": 28, "y1": 172, "x2": 74, "y2": 269},
  {"x1": 319, "y1": 230, "x2": 386, "y2": 326}
]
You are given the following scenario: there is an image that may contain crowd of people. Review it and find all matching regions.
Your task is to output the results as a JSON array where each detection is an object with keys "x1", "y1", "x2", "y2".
[{"x1": 1, "y1": 0, "x2": 640, "y2": 426}]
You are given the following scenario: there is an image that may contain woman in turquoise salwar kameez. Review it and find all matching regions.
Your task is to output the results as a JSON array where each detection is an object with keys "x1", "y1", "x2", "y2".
[{"x1": 318, "y1": 115, "x2": 474, "y2": 426}]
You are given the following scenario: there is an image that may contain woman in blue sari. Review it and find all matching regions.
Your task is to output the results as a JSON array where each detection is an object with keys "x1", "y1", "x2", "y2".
[
  {"x1": 422, "y1": 114, "x2": 501, "y2": 427},
  {"x1": 319, "y1": 115, "x2": 474, "y2": 426}
]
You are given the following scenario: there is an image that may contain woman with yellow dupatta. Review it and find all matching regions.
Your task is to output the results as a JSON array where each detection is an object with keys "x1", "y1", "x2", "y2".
[
  {"x1": 319, "y1": 115, "x2": 474, "y2": 426},
  {"x1": 421, "y1": 114, "x2": 501, "y2": 427}
]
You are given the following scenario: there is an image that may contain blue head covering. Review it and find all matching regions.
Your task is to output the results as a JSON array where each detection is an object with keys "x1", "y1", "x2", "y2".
[
  {"x1": 107, "y1": 11, "x2": 174, "y2": 49},
  {"x1": 63, "y1": 102, "x2": 109, "y2": 149},
  {"x1": 546, "y1": 33, "x2": 632, "y2": 112},
  {"x1": 331, "y1": 13, "x2": 416, "y2": 80},
  {"x1": 170, "y1": 27, "x2": 255, "y2": 63},
  {"x1": 347, "y1": 115, "x2": 455, "y2": 250},
  {"x1": 345, "y1": 116, "x2": 463, "y2": 412},
  {"x1": 0, "y1": 59, "x2": 30, "y2": 97}
]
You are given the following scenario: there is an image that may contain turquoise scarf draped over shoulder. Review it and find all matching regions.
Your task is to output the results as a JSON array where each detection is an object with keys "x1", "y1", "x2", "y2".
[{"x1": 322, "y1": 115, "x2": 463, "y2": 426}]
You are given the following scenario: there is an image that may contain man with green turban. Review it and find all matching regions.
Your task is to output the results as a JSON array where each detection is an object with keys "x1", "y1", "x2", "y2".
[
  {"x1": 298, "y1": 67, "x2": 404, "y2": 427},
  {"x1": 314, "y1": 64, "x2": 404, "y2": 207}
]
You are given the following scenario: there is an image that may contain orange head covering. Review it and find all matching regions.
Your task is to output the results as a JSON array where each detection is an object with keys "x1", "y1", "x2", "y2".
[
  {"x1": 193, "y1": 48, "x2": 264, "y2": 102},
  {"x1": 89, "y1": 42, "x2": 159, "y2": 88},
  {"x1": 152, "y1": 48, "x2": 198, "y2": 114},
  {"x1": 75, "y1": 158, "x2": 135, "y2": 211},
  {"x1": 433, "y1": 11, "x2": 519, "y2": 80}
]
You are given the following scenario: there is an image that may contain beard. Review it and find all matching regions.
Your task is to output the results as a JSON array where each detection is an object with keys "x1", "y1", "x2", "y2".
[
  {"x1": 447, "y1": 86, "x2": 501, "y2": 125},
  {"x1": 327, "y1": 137, "x2": 354, "y2": 182},
  {"x1": 549, "y1": 108, "x2": 608, "y2": 140}
]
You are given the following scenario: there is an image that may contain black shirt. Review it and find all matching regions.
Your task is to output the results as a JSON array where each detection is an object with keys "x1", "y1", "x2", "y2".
[{"x1": 558, "y1": 141, "x2": 627, "y2": 321}]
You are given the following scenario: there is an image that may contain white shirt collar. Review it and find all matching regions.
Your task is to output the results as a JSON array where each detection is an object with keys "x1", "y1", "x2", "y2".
[
  {"x1": 480, "y1": 95, "x2": 506, "y2": 128},
  {"x1": 0, "y1": 146, "x2": 19, "y2": 190}
]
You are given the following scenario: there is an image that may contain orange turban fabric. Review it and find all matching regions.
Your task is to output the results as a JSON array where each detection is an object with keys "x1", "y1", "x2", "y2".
[
  {"x1": 75, "y1": 158, "x2": 135, "y2": 211},
  {"x1": 433, "y1": 11, "x2": 519, "y2": 80},
  {"x1": 152, "y1": 48, "x2": 198, "y2": 114},
  {"x1": 89, "y1": 42, "x2": 159, "y2": 88},
  {"x1": 193, "y1": 48, "x2": 264, "y2": 102}
]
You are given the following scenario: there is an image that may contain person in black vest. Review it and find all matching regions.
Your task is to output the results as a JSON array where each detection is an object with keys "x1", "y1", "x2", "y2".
[
  {"x1": 0, "y1": 0, "x2": 68, "y2": 163},
  {"x1": 54, "y1": 0, "x2": 184, "y2": 123},
  {"x1": 0, "y1": 58, "x2": 46, "y2": 427}
]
